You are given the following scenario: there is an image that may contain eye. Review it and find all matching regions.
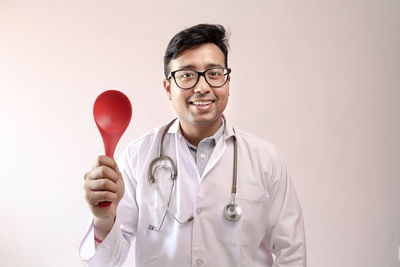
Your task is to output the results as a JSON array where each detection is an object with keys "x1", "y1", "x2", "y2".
[
  {"x1": 177, "y1": 70, "x2": 196, "y2": 80},
  {"x1": 207, "y1": 69, "x2": 223, "y2": 79},
  {"x1": 182, "y1": 72, "x2": 194, "y2": 78}
]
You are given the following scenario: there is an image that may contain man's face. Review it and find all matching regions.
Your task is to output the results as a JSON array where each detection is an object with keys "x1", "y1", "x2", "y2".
[{"x1": 163, "y1": 43, "x2": 230, "y2": 130}]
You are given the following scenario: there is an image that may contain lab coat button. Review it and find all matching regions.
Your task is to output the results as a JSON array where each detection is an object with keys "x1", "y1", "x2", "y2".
[
  {"x1": 196, "y1": 258, "x2": 203, "y2": 266},
  {"x1": 200, "y1": 153, "x2": 206, "y2": 159},
  {"x1": 196, "y1": 208, "x2": 203, "y2": 214}
]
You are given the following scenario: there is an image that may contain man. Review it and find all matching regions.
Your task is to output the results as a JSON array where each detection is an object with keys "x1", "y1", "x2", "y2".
[{"x1": 80, "y1": 24, "x2": 306, "y2": 266}]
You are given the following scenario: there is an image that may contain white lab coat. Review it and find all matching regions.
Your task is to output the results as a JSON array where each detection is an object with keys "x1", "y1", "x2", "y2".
[{"x1": 80, "y1": 118, "x2": 306, "y2": 266}]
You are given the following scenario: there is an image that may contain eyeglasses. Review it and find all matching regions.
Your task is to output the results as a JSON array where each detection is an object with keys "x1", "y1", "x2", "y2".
[{"x1": 168, "y1": 67, "x2": 231, "y2": 90}]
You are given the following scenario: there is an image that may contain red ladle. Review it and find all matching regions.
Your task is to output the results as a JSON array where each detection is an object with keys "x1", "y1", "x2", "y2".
[{"x1": 93, "y1": 90, "x2": 132, "y2": 208}]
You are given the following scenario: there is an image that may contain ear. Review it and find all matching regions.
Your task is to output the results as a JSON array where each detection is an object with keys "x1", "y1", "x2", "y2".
[
  {"x1": 227, "y1": 75, "x2": 231, "y2": 96},
  {"x1": 163, "y1": 79, "x2": 172, "y2": 100}
]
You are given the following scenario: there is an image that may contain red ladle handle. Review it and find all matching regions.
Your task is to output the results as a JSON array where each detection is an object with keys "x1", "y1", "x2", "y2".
[
  {"x1": 98, "y1": 149, "x2": 113, "y2": 208},
  {"x1": 99, "y1": 201, "x2": 111, "y2": 208}
]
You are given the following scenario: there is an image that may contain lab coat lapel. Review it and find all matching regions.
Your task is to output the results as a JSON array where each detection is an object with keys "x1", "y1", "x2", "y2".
[
  {"x1": 167, "y1": 119, "x2": 199, "y2": 180},
  {"x1": 200, "y1": 137, "x2": 226, "y2": 179},
  {"x1": 201, "y1": 119, "x2": 235, "y2": 179}
]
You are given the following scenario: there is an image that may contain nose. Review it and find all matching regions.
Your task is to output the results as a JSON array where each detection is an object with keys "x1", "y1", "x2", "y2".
[{"x1": 193, "y1": 75, "x2": 211, "y2": 94}]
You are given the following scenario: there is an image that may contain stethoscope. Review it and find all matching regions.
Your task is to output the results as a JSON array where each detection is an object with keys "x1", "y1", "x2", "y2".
[{"x1": 148, "y1": 119, "x2": 242, "y2": 231}]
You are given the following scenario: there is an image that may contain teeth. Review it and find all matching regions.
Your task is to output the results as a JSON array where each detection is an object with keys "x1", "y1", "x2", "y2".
[{"x1": 193, "y1": 101, "x2": 212, "y2": 106}]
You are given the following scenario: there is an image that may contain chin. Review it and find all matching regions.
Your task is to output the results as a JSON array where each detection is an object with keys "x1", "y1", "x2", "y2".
[{"x1": 190, "y1": 115, "x2": 221, "y2": 126}]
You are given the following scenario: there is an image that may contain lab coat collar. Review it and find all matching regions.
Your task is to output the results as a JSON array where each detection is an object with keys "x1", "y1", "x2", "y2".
[
  {"x1": 167, "y1": 117, "x2": 181, "y2": 134},
  {"x1": 223, "y1": 117, "x2": 236, "y2": 140},
  {"x1": 166, "y1": 116, "x2": 236, "y2": 140}
]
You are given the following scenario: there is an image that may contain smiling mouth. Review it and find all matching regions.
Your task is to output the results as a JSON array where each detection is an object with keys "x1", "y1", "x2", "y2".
[{"x1": 189, "y1": 100, "x2": 215, "y2": 106}]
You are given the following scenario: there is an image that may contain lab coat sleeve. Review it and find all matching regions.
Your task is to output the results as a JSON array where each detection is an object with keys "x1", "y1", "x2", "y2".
[
  {"x1": 264, "y1": 149, "x2": 307, "y2": 266},
  {"x1": 79, "y1": 144, "x2": 139, "y2": 266}
]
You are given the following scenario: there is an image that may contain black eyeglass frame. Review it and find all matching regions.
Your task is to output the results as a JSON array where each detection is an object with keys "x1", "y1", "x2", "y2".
[{"x1": 167, "y1": 67, "x2": 232, "y2": 90}]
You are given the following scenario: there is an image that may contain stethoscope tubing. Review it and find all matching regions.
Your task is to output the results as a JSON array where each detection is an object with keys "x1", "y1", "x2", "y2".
[{"x1": 148, "y1": 118, "x2": 241, "y2": 231}]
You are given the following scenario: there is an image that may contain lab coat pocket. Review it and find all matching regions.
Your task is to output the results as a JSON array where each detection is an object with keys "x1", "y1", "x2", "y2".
[{"x1": 214, "y1": 188, "x2": 269, "y2": 246}]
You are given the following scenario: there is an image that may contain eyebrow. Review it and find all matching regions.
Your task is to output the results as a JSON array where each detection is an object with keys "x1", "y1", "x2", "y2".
[{"x1": 178, "y1": 63, "x2": 224, "y2": 70}]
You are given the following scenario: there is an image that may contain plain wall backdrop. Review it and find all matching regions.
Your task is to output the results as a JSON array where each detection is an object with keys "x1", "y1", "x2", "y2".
[{"x1": 0, "y1": 0, "x2": 399, "y2": 266}]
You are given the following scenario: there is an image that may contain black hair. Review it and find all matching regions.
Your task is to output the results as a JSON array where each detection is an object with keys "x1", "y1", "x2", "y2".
[{"x1": 163, "y1": 24, "x2": 229, "y2": 78}]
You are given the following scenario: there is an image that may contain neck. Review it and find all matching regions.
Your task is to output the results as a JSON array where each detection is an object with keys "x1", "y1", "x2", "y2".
[{"x1": 179, "y1": 117, "x2": 223, "y2": 146}]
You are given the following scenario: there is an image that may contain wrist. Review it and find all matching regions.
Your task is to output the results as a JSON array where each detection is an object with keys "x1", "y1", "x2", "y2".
[
  {"x1": 94, "y1": 235, "x2": 103, "y2": 244},
  {"x1": 93, "y1": 216, "x2": 115, "y2": 240}
]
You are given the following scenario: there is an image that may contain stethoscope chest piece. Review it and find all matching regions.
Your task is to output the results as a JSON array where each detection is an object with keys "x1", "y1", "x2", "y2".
[{"x1": 223, "y1": 202, "x2": 242, "y2": 222}]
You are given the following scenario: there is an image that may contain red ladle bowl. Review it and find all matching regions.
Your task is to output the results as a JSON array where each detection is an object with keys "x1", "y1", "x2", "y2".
[{"x1": 93, "y1": 90, "x2": 132, "y2": 207}]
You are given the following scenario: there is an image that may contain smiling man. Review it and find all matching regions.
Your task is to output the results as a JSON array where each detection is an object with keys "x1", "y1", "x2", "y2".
[
  {"x1": 80, "y1": 24, "x2": 306, "y2": 267},
  {"x1": 164, "y1": 42, "x2": 230, "y2": 146}
]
